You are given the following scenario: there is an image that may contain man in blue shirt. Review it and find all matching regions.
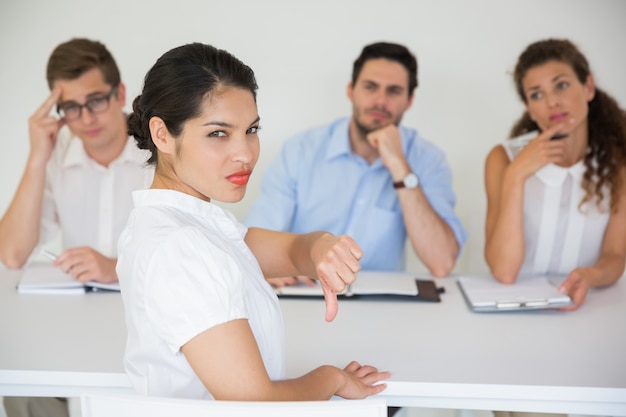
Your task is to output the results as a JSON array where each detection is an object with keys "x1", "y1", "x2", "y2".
[{"x1": 245, "y1": 42, "x2": 466, "y2": 284}]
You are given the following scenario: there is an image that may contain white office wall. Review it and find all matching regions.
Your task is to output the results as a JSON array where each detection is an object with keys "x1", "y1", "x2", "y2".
[{"x1": 0, "y1": 0, "x2": 624, "y2": 272}]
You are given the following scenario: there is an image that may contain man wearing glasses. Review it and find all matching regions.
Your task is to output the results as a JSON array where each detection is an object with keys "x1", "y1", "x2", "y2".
[{"x1": 0, "y1": 39, "x2": 152, "y2": 416}]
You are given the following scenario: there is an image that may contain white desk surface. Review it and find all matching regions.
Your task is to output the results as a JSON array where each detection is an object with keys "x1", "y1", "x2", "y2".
[{"x1": 1, "y1": 267, "x2": 625, "y2": 415}]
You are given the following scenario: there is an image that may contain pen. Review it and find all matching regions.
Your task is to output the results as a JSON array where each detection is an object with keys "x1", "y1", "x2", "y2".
[{"x1": 40, "y1": 249, "x2": 58, "y2": 262}]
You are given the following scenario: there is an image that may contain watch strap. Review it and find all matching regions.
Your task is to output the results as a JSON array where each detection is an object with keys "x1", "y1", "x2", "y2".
[
  {"x1": 393, "y1": 180, "x2": 406, "y2": 189},
  {"x1": 393, "y1": 172, "x2": 418, "y2": 189}
]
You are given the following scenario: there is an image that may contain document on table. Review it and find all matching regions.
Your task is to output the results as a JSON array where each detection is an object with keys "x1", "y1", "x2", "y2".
[
  {"x1": 17, "y1": 264, "x2": 120, "y2": 294},
  {"x1": 457, "y1": 274, "x2": 573, "y2": 312},
  {"x1": 275, "y1": 271, "x2": 442, "y2": 302}
]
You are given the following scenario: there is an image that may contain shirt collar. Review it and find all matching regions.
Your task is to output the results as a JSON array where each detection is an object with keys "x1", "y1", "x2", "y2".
[
  {"x1": 62, "y1": 136, "x2": 91, "y2": 168},
  {"x1": 325, "y1": 118, "x2": 352, "y2": 161},
  {"x1": 535, "y1": 159, "x2": 586, "y2": 186},
  {"x1": 133, "y1": 189, "x2": 229, "y2": 221},
  {"x1": 62, "y1": 135, "x2": 143, "y2": 168},
  {"x1": 324, "y1": 117, "x2": 395, "y2": 170}
]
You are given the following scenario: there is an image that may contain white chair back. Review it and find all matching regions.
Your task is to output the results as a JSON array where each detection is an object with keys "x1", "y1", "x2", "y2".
[{"x1": 81, "y1": 391, "x2": 388, "y2": 417}]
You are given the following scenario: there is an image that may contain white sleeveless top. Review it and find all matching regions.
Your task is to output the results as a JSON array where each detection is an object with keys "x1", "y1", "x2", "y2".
[{"x1": 502, "y1": 136, "x2": 609, "y2": 275}]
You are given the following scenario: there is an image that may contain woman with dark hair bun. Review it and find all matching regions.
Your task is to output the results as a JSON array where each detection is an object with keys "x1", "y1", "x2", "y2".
[
  {"x1": 484, "y1": 38, "x2": 626, "y2": 314},
  {"x1": 117, "y1": 43, "x2": 389, "y2": 402}
]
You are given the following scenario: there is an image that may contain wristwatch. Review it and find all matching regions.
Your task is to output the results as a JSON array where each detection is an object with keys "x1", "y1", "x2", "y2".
[{"x1": 393, "y1": 172, "x2": 419, "y2": 189}]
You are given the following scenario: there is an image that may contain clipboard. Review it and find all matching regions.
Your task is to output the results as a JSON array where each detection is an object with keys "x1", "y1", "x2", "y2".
[
  {"x1": 275, "y1": 271, "x2": 443, "y2": 302},
  {"x1": 17, "y1": 265, "x2": 121, "y2": 294},
  {"x1": 457, "y1": 274, "x2": 573, "y2": 312}
]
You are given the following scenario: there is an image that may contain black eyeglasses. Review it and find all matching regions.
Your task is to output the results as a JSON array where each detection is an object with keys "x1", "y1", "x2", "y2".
[{"x1": 56, "y1": 87, "x2": 118, "y2": 121}]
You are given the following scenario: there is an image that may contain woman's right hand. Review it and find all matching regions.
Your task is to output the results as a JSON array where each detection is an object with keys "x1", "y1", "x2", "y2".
[
  {"x1": 310, "y1": 233, "x2": 362, "y2": 322},
  {"x1": 28, "y1": 88, "x2": 65, "y2": 167},
  {"x1": 507, "y1": 121, "x2": 572, "y2": 181},
  {"x1": 335, "y1": 361, "x2": 390, "y2": 399}
]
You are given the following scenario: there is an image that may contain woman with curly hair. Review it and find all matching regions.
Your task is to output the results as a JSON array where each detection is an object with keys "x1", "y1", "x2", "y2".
[{"x1": 484, "y1": 38, "x2": 626, "y2": 312}]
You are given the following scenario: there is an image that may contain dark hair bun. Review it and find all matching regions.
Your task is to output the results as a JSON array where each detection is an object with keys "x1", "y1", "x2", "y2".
[{"x1": 127, "y1": 95, "x2": 157, "y2": 164}]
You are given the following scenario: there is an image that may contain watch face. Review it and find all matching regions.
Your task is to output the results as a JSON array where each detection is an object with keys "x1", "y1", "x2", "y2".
[{"x1": 404, "y1": 173, "x2": 419, "y2": 188}]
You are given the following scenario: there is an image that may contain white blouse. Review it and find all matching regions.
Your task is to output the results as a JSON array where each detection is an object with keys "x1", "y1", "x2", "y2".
[
  {"x1": 502, "y1": 137, "x2": 610, "y2": 275},
  {"x1": 116, "y1": 189, "x2": 285, "y2": 399}
]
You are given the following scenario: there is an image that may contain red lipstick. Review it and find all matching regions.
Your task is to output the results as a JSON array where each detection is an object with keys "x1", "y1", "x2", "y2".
[
  {"x1": 227, "y1": 170, "x2": 251, "y2": 186},
  {"x1": 550, "y1": 112, "x2": 568, "y2": 122}
]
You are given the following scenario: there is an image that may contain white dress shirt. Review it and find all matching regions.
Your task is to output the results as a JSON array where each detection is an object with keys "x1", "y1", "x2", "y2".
[
  {"x1": 117, "y1": 189, "x2": 286, "y2": 399},
  {"x1": 39, "y1": 128, "x2": 153, "y2": 257},
  {"x1": 503, "y1": 138, "x2": 609, "y2": 275}
]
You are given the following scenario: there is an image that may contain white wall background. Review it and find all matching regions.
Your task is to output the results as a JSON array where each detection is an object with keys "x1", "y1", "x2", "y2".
[{"x1": 1, "y1": 0, "x2": 625, "y2": 274}]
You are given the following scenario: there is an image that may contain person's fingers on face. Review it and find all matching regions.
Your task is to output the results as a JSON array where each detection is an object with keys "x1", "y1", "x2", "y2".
[
  {"x1": 56, "y1": 117, "x2": 66, "y2": 131},
  {"x1": 366, "y1": 129, "x2": 385, "y2": 149},
  {"x1": 547, "y1": 144, "x2": 567, "y2": 157},
  {"x1": 39, "y1": 116, "x2": 61, "y2": 130},
  {"x1": 539, "y1": 122, "x2": 566, "y2": 141},
  {"x1": 534, "y1": 119, "x2": 574, "y2": 142},
  {"x1": 546, "y1": 145, "x2": 566, "y2": 162},
  {"x1": 34, "y1": 88, "x2": 62, "y2": 119}
]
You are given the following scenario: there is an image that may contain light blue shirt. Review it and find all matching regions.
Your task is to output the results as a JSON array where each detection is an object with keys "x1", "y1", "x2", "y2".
[{"x1": 244, "y1": 117, "x2": 466, "y2": 271}]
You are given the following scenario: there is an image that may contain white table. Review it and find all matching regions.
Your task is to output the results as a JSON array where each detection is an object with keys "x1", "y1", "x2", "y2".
[{"x1": 1, "y1": 267, "x2": 625, "y2": 415}]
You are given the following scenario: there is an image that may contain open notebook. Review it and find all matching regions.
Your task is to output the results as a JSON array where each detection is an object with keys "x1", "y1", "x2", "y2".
[
  {"x1": 457, "y1": 274, "x2": 573, "y2": 312},
  {"x1": 275, "y1": 271, "x2": 442, "y2": 302},
  {"x1": 17, "y1": 264, "x2": 121, "y2": 294}
]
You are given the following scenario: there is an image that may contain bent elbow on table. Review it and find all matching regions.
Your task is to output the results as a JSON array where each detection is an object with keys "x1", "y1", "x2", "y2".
[
  {"x1": 488, "y1": 265, "x2": 519, "y2": 285},
  {"x1": 0, "y1": 249, "x2": 30, "y2": 270}
]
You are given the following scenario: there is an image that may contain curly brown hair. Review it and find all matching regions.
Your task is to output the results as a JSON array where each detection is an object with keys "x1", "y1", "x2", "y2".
[{"x1": 510, "y1": 38, "x2": 626, "y2": 212}]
